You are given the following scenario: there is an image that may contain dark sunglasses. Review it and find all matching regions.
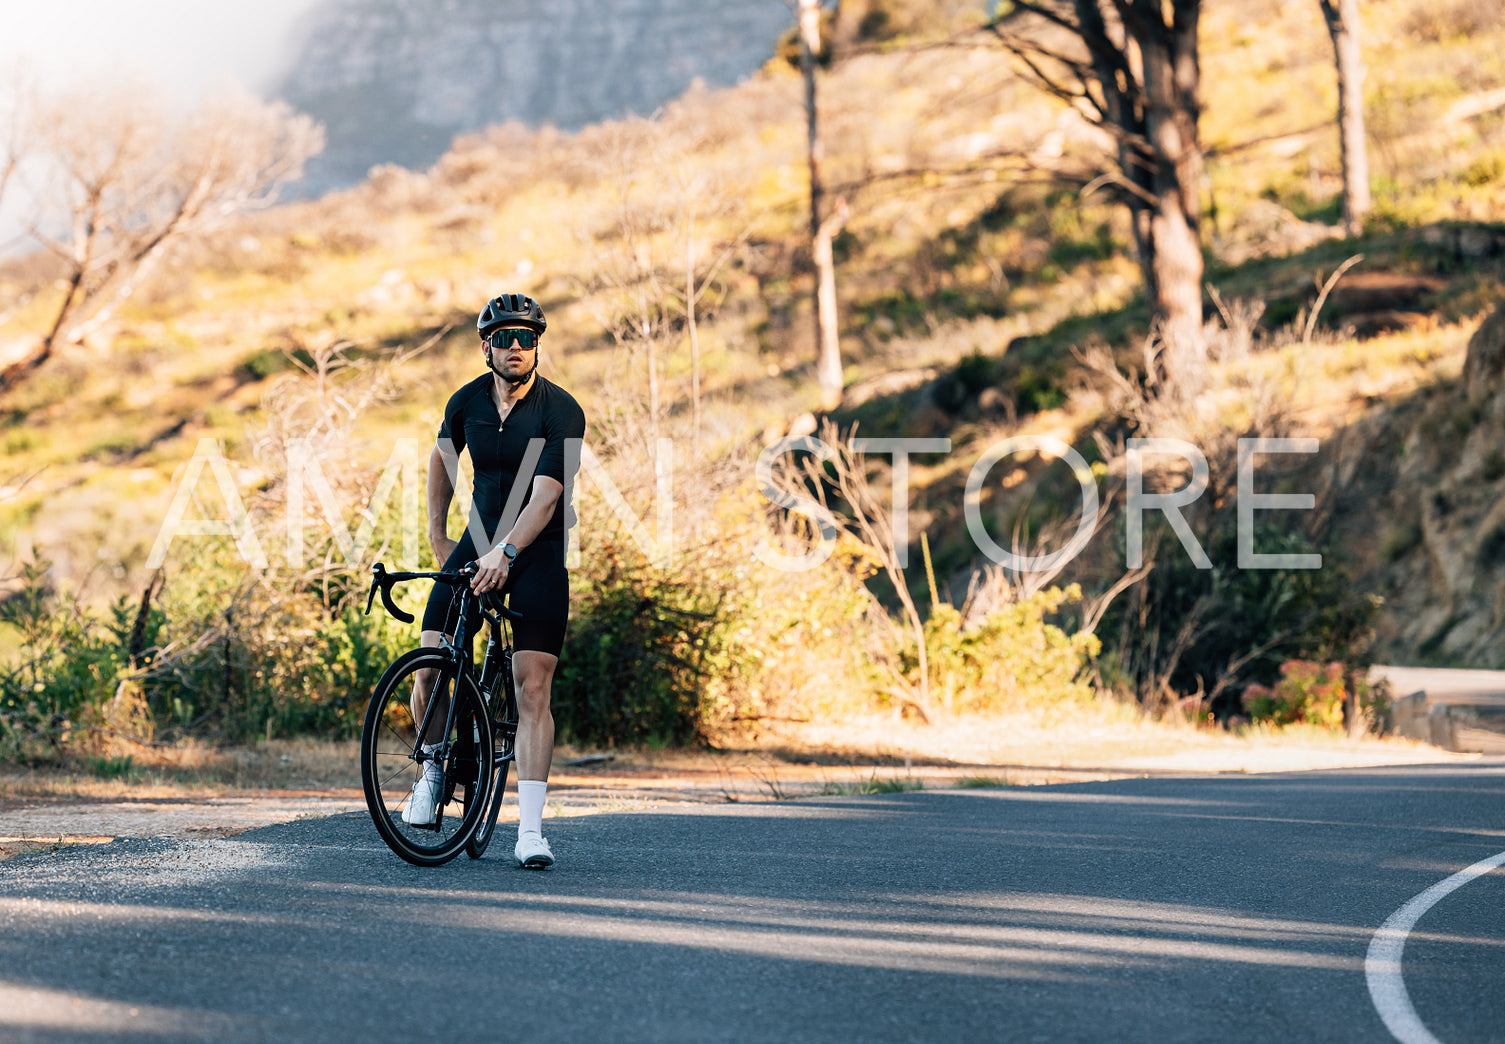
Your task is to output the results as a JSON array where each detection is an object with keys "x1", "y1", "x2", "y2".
[{"x1": 486, "y1": 329, "x2": 540, "y2": 351}]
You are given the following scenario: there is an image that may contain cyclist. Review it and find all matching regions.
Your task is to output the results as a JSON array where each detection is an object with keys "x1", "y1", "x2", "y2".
[{"x1": 407, "y1": 293, "x2": 585, "y2": 870}]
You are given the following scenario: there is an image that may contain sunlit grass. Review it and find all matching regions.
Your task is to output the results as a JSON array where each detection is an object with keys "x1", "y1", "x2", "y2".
[
  {"x1": 820, "y1": 775, "x2": 924, "y2": 796},
  {"x1": 956, "y1": 775, "x2": 1013, "y2": 789},
  {"x1": 0, "y1": 737, "x2": 364, "y2": 799}
]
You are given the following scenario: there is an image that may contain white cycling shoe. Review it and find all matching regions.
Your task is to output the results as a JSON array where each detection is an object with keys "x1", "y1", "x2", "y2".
[
  {"x1": 515, "y1": 833, "x2": 555, "y2": 869},
  {"x1": 401, "y1": 776, "x2": 443, "y2": 826}
]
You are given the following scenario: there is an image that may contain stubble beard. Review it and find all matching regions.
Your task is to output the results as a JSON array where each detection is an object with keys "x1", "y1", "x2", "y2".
[{"x1": 488, "y1": 349, "x2": 538, "y2": 387}]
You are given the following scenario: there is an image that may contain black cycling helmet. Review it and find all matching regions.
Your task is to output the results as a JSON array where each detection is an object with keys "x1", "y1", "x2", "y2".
[{"x1": 478, "y1": 293, "x2": 546, "y2": 336}]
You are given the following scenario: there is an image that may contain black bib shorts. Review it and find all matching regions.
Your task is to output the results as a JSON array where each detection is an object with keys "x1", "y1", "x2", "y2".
[{"x1": 421, "y1": 530, "x2": 569, "y2": 657}]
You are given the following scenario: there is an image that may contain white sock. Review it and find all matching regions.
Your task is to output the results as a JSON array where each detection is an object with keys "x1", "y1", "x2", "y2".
[
  {"x1": 421, "y1": 742, "x2": 443, "y2": 782},
  {"x1": 517, "y1": 780, "x2": 548, "y2": 838}
]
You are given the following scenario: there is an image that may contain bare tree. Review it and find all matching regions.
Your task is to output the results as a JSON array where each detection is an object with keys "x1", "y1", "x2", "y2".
[
  {"x1": 0, "y1": 84, "x2": 23, "y2": 222},
  {"x1": 575, "y1": 118, "x2": 748, "y2": 454},
  {"x1": 1317, "y1": 0, "x2": 1371, "y2": 237},
  {"x1": 0, "y1": 84, "x2": 32, "y2": 331},
  {"x1": 793, "y1": 0, "x2": 847, "y2": 412},
  {"x1": 575, "y1": 120, "x2": 683, "y2": 455},
  {"x1": 989, "y1": 1, "x2": 1207, "y2": 391},
  {"x1": 771, "y1": 419, "x2": 935, "y2": 719},
  {"x1": 0, "y1": 84, "x2": 323, "y2": 395}
]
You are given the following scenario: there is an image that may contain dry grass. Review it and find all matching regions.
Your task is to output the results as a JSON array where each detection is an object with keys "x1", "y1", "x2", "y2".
[
  {"x1": 1212, "y1": 315, "x2": 1474, "y2": 437},
  {"x1": 0, "y1": 705, "x2": 1459, "y2": 807},
  {"x1": 761, "y1": 700, "x2": 1461, "y2": 776},
  {"x1": 3, "y1": 0, "x2": 1503, "y2": 612},
  {"x1": 1201, "y1": 0, "x2": 1505, "y2": 225},
  {"x1": 0, "y1": 737, "x2": 360, "y2": 800}
]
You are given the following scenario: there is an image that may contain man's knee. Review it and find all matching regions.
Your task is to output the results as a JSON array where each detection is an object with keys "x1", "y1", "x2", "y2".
[
  {"x1": 412, "y1": 632, "x2": 450, "y2": 703},
  {"x1": 513, "y1": 652, "x2": 558, "y2": 717},
  {"x1": 516, "y1": 676, "x2": 552, "y2": 715}
]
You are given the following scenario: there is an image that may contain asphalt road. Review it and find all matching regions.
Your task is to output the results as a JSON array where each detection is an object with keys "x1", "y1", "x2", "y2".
[{"x1": 1, "y1": 762, "x2": 1502, "y2": 1043}]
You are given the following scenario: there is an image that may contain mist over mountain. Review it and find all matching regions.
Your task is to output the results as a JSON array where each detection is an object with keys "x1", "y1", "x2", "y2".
[{"x1": 276, "y1": 0, "x2": 795, "y2": 194}]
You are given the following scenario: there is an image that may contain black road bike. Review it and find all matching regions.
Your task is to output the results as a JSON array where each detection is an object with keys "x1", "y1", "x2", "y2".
[{"x1": 359, "y1": 561, "x2": 521, "y2": 867}]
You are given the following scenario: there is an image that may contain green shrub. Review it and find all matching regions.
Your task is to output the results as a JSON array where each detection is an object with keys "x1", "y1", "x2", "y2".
[
  {"x1": 916, "y1": 585, "x2": 1100, "y2": 714},
  {"x1": 226, "y1": 597, "x2": 407, "y2": 740},
  {"x1": 237, "y1": 348, "x2": 291, "y2": 381},
  {"x1": 1097, "y1": 521, "x2": 1381, "y2": 719},
  {"x1": 0, "y1": 540, "x2": 413, "y2": 758},
  {"x1": 554, "y1": 545, "x2": 726, "y2": 747},
  {"x1": 0, "y1": 562, "x2": 137, "y2": 759},
  {"x1": 1380, "y1": 522, "x2": 1423, "y2": 564},
  {"x1": 88, "y1": 754, "x2": 136, "y2": 779},
  {"x1": 1241, "y1": 659, "x2": 1384, "y2": 730},
  {"x1": 957, "y1": 775, "x2": 1011, "y2": 788},
  {"x1": 1046, "y1": 223, "x2": 1119, "y2": 268},
  {"x1": 821, "y1": 775, "x2": 923, "y2": 795},
  {"x1": 953, "y1": 350, "x2": 996, "y2": 395},
  {"x1": 1015, "y1": 364, "x2": 1067, "y2": 413},
  {"x1": 1463, "y1": 152, "x2": 1505, "y2": 189}
]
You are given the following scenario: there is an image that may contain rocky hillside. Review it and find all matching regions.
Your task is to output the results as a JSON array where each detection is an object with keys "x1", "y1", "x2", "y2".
[
  {"x1": 277, "y1": 0, "x2": 794, "y2": 192},
  {"x1": 3, "y1": 0, "x2": 1504, "y2": 682},
  {"x1": 1352, "y1": 291, "x2": 1505, "y2": 665}
]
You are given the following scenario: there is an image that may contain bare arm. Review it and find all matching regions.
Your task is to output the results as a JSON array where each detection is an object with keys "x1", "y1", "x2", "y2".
[
  {"x1": 471, "y1": 475, "x2": 564, "y2": 593},
  {"x1": 501, "y1": 476, "x2": 563, "y2": 553},
  {"x1": 428, "y1": 445, "x2": 458, "y2": 563}
]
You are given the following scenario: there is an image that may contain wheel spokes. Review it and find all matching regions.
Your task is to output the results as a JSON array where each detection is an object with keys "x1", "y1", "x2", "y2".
[{"x1": 361, "y1": 653, "x2": 493, "y2": 862}]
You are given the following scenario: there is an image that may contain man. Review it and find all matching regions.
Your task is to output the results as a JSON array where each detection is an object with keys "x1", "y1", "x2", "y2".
[{"x1": 406, "y1": 293, "x2": 585, "y2": 869}]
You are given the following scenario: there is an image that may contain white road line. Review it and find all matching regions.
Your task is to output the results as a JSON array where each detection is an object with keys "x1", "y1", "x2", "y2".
[{"x1": 1365, "y1": 848, "x2": 1505, "y2": 1044}]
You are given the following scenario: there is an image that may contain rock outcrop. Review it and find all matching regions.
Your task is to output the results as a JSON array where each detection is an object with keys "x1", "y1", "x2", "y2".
[
  {"x1": 1463, "y1": 303, "x2": 1505, "y2": 405},
  {"x1": 277, "y1": 0, "x2": 793, "y2": 193},
  {"x1": 1358, "y1": 303, "x2": 1505, "y2": 664}
]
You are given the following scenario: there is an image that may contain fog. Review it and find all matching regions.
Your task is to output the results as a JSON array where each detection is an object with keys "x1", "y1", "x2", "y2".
[
  {"x1": 0, "y1": 0, "x2": 322, "y2": 100},
  {"x1": 0, "y1": 0, "x2": 323, "y2": 248}
]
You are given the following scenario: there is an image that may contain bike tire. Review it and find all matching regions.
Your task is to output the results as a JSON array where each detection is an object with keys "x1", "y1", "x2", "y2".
[
  {"x1": 466, "y1": 667, "x2": 518, "y2": 859},
  {"x1": 466, "y1": 758, "x2": 511, "y2": 859},
  {"x1": 360, "y1": 648, "x2": 494, "y2": 867}
]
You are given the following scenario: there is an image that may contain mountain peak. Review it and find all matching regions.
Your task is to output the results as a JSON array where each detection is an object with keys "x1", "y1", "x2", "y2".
[{"x1": 277, "y1": 0, "x2": 795, "y2": 193}]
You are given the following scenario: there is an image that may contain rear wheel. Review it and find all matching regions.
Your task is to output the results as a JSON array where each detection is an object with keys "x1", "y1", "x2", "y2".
[
  {"x1": 360, "y1": 649, "x2": 494, "y2": 867},
  {"x1": 467, "y1": 663, "x2": 518, "y2": 859}
]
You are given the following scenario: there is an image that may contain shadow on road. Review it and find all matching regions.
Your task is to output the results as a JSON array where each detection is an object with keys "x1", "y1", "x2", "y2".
[{"x1": 2, "y1": 762, "x2": 1502, "y2": 1042}]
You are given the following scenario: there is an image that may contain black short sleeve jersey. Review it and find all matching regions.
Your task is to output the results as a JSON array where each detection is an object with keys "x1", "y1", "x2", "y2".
[{"x1": 437, "y1": 373, "x2": 586, "y2": 539}]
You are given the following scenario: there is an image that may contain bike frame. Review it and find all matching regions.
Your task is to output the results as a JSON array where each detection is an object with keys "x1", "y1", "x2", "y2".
[{"x1": 367, "y1": 562, "x2": 519, "y2": 776}]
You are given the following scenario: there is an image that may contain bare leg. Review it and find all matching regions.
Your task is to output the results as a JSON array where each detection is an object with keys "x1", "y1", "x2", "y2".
[
  {"x1": 512, "y1": 650, "x2": 559, "y2": 781},
  {"x1": 411, "y1": 629, "x2": 449, "y2": 745}
]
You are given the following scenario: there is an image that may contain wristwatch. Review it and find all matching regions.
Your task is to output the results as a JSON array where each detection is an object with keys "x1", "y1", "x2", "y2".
[{"x1": 502, "y1": 543, "x2": 519, "y2": 564}]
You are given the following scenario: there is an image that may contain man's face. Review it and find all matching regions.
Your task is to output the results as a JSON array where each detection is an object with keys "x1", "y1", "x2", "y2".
[{"x1": 484, "y1": 324, "x2": 539, "y2": 381}]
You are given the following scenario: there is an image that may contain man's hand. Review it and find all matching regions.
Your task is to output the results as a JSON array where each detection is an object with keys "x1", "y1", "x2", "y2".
[{"x1": 472, "y1": 544, "x2": 511, "y2": 594}]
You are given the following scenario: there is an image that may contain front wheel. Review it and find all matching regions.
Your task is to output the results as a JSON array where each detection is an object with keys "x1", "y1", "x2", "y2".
[
  {"x1": 466, "y1": 669, "x2": 518, "y2": 860},
  {"x1": 360, "y1": 649, "x2": 494, "y2": 867}
]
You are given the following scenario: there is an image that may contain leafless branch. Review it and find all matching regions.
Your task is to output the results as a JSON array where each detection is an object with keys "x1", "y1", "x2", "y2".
[
  {"x1": 1081, "y1": 563, "x2": 1153, "y2": 635},
  {"x1": 1303, "y1": 254, "x2": 1364, "y2": 346},
  {"x1": 0, "y1": 83, "x2": 324, "y2": 395}
]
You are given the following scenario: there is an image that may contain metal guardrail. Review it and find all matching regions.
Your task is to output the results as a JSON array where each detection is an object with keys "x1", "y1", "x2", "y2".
[{"x1": 1371, "y1": 666, "x2": 1505, "y2": 754}]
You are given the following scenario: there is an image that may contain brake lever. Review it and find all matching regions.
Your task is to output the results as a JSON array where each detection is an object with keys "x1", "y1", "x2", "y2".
[
  {"x1": 365, "y1": 563, "x2": 384, "y2": 616},
  {"x1": 366, "y1": 562, "x2": 415, "y2": 623}
]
